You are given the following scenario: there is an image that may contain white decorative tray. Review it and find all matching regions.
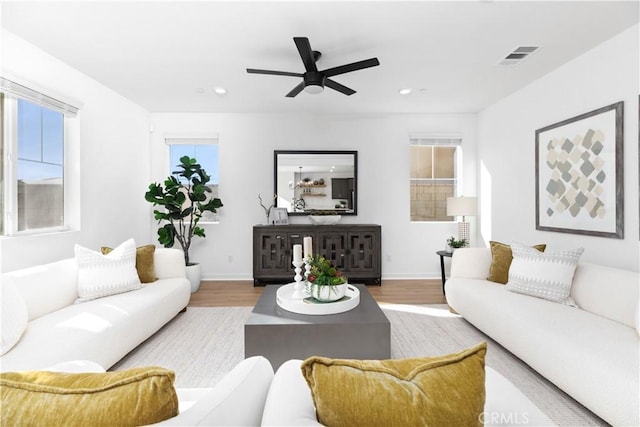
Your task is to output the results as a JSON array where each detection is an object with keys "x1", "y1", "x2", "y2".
[{"x1": 276, "y1": 283, "x2": 360, "y2": 315}]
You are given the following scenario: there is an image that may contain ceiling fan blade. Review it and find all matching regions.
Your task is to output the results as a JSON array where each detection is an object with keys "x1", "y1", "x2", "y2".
[
  {"x1": 322, "y1": 58, "x2": 380, "y2": 77},
  {"x1": 286, "y1": 81, "x2": 306, "y2": 98},
  {"x1": 294, "y1": 37, "x2": 318, "y2": 72},
  {"x1": 246, "y1": 68, "x2": 303, "y2": 77},
  {"x1": 325, "y1": 79, "x2": 356, "y2": 96}
]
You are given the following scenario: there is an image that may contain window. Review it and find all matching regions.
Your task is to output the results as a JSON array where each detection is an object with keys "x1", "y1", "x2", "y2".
[
  {"x1": 1, "y1": 77, "x2": 78, "y2": 235},
  {"x1": 165, "y1": 136, "x2": 219, "y2": 222},
  {"x1": 410, "y1": 136, "x2": 462, "y2": 221}
]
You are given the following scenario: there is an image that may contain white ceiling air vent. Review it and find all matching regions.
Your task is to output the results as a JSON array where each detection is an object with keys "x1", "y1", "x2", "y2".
[{"x1": 498, "y1": 46, "x2": 540, "y2": 66}]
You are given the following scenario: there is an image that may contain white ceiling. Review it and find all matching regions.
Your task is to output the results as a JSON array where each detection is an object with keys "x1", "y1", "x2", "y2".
[{"x1": 2, "y1": 1, "x2": 638, "y2": 114}]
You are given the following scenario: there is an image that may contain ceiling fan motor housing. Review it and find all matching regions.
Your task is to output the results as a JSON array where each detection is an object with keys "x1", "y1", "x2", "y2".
[{"x1": 303, "y1": 71, "x2": 326, "y2": 93}]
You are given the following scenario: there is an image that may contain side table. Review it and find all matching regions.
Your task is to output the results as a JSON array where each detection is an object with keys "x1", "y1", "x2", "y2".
[{"x1": 436, "y1": 250, "x2": 453, "y2": 294}]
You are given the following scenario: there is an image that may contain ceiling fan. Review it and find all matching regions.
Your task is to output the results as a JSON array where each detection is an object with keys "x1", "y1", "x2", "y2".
[{"x1": 246, "y1": 37, "x2": 380, "y2": 97}]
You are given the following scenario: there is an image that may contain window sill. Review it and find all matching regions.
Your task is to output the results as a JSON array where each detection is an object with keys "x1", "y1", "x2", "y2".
[{"x1": 1, "y1": 227, "x2": 78, "y2": 239}]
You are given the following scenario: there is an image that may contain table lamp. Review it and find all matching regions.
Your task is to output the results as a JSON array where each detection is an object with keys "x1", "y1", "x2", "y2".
[{"x1": 446, "y1": 196, "x2": 477, "y2": 245}]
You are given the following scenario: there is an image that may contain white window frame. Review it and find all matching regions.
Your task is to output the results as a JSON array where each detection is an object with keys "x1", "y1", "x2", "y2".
[
  {"x1": 409, "y1": 134, "x2": 463, "y2": 222},
  {"x1": 164, "y1": 133, "x2": 220, "y2": 224},
  {"x1": 1, "y1": 77, "x2": 80, "y2": 236}
]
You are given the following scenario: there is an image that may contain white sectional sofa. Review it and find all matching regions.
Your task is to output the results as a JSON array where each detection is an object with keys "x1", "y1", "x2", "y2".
[
  {"x1": 445, "y1": 247, "x2": 639, "y2": 426},
  {"x1": 0, "y1": 248, "x2": 191, "y2": 371}
]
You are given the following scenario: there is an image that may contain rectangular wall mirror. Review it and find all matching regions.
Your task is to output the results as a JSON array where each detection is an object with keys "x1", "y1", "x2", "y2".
[{"x1": 274, "y1": 150, "x2": 357, "y2": 215}]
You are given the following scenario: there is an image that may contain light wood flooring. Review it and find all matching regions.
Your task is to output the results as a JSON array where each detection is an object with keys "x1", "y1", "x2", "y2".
[{"x1": 188, "y1": 279, "x2": 447, "y2": 307}]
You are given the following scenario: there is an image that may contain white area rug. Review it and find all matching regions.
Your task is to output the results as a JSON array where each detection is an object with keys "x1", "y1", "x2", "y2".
[{"x1": 112, "y1": 305, "x2": 606, "y2": 426}]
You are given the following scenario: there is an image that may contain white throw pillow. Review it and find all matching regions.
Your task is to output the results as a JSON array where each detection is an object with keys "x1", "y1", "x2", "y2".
[
  {"x1": 1, "y1": 279, "x2": 29, "y2": 355},
  {"x1": 75, "y1": 238, "x2": 141, "y2": 302},
  {"x1": 506, "y1": 244, "x2": 583, "y2": 306}
]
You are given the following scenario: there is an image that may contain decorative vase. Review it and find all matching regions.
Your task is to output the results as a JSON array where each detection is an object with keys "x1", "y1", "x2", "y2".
[
  {"x1": 309, "y1": 283, "x2": 348, "y2": 302},
  {"x1": 185, "y1": 263, "x2": 201, "y2": 293}
]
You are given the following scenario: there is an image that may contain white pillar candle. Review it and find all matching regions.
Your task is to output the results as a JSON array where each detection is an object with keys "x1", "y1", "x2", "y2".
[
  {"x1": 303, "y1": 236, "x2": 313, "y2": 259},
  {"x1": 293, "y1": 244, "x2": 303, "y2": 263}
]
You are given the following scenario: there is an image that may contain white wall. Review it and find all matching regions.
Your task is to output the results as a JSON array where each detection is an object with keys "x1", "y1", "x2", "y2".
[
  {"x1": 150, "y1": 113, "x2": 477, "y2": 280},
  {"x1": 0, "y1": 30, "x2": 151, "y2": 272},
  {"x1": 477, "y1": 25, "x2": 639, "y2": 271}
]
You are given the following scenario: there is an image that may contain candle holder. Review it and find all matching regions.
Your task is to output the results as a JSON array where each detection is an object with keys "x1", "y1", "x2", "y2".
[
  {"x1": 304, "y1": 257, "x2": 312, "y2": 294},
  {"x1": 291, "y1": 260, "x2": 305, "y2": 299}
]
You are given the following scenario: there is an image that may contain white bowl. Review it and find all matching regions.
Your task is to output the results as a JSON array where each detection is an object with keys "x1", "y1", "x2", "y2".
[{"x1": 308, "y1": 215, "x2": 341, "y2": 225}]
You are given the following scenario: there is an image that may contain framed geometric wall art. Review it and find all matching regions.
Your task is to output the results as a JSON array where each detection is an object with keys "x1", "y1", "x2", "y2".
[{"x1": 535, "y1": 101, "x2": 624, "y2": 238}]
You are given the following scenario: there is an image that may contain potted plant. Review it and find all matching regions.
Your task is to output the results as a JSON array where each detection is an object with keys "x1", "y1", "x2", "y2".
[
  {"x1": 306, "y1": 255, "x2": 348, "y2": 302},
  {"x1": 447, "y1": 236, "x2": 468, "y2": 253},
  {"x1": 145, "y1": 156, "x2": 223, "y2": 292}
]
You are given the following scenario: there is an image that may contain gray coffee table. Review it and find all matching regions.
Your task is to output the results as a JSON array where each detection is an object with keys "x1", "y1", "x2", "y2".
[{"x1": 244, "y1": 283, "x2": 390, "y2": 369}]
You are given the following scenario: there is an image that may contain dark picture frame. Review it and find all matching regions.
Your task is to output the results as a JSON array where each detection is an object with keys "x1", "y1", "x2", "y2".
[
  {"x1": 273, "y1": 150, "x2": 358, "y2": 216},
  {"x1": 535, "y1": 101, "x2": 624, "y2": 238}
]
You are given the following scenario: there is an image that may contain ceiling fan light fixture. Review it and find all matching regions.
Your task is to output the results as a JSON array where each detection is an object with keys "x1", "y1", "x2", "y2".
[{"x1": 304, "y1": 84, "x2": 324, "y2": 94}]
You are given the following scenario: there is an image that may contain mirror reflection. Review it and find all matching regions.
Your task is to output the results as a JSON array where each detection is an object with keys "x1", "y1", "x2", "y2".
[{"x1": 274, "y1": 150, "x2": 357, "y2": 215}]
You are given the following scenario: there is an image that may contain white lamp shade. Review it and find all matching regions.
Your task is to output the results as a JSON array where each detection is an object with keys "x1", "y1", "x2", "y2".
[{"x1": 447, "y1": 197, "x2": 477, "y2": 217}]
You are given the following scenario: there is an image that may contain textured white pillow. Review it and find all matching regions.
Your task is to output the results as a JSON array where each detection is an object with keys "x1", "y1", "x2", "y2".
[
  {"x1": 1, "y1": 279, "x2": 29, "y2": 355},
  {"x1": 75, "y1": 238, "x2": 141, "y2": 302},
  {"x1": 506, "y1": 244, "x2": 583, "y2": 306}
]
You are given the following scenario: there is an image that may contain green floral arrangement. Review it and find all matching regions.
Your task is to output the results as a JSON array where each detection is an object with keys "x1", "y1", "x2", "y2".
[
  {"x1": 306, "y1": 255, "x2": 347, "y2": 286},
  {"x1": 447, "y1": 236, "x2": 468, "y2": 249}
]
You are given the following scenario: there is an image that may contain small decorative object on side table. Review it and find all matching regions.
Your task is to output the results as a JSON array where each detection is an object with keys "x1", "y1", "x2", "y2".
[{"x1": 436, "y1": 250, "x2": 453, "y2": 295}]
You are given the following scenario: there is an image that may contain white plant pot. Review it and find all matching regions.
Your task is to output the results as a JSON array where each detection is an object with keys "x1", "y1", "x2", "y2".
[
  {"x1": 185, "y1": 263, "x2": 201, "y2": 293},
  {"x1": 308, "y1": 283, "x2": 348, "y2": 302}
]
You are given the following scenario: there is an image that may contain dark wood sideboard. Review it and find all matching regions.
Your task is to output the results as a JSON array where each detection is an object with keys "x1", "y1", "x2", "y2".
[{"x1": 253, "y1": 224, "x2": 381, "y2": 286}]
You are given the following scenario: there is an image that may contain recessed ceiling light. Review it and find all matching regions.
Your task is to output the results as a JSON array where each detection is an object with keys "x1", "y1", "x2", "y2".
[
  {"x1": 214, "y1": 87, "x2": 227, "y2": 95},
  {"x1": 399, "y1": 88, "x2": 412, "y2": 95},
  {"x1": 418, "y1": 88, "x2": 428, "y2": 94},
  {"x1": 195, "y1": 87, "x2": 205, "y2": 94}
]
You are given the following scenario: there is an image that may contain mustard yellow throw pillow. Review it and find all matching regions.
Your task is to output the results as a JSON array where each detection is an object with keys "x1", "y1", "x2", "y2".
[
  {"x1": 487, "y1": 241, "x2": 546, "y2": 284},
  {"x1": 0, "y1": 366, "x2": 178, "y2": 427},
  {"x1": 102, "y1": 244, "x2": 156, "y2": 283},
  {"x1": 301, "y1": 342, "x2": 487, "y2": 427}
]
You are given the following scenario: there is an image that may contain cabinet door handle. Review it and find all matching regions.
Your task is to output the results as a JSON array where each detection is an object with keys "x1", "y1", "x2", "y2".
[{"x1": 290, "y1": 234, "x2": 300, "y2": 238}]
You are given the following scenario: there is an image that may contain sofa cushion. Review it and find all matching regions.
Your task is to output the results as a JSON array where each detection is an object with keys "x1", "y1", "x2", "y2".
[
  {"x1": 102, "y1": 244, "x2": 156, "y2": 283},
  {"x1": 487, "y1": 241, "x2": 546, "y2": 284},
  {"x1": 571, "y1": 262, "x2": 639, "y2": 329},
  {"x1": 3, "y1": 259, "x2": 78, "y2": 321},
  {"x1": 0, "y1": 280, "x2": 28, "y2": 355},
  {"x1": 449, "y1": 248, "x2": 493, "y2": 279},
  {"x1": 506, "y1": 244, "x2": 583, "y2": 305},
  {"x1": 300, "y1": 342, "x2": 487, "y2": 427},
  {"x1": 0, "y1": 366, "x2": 178, "y2": 426},
  {"x1": 75, "y1": 238, "x2": 141, "y2": 301}
]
